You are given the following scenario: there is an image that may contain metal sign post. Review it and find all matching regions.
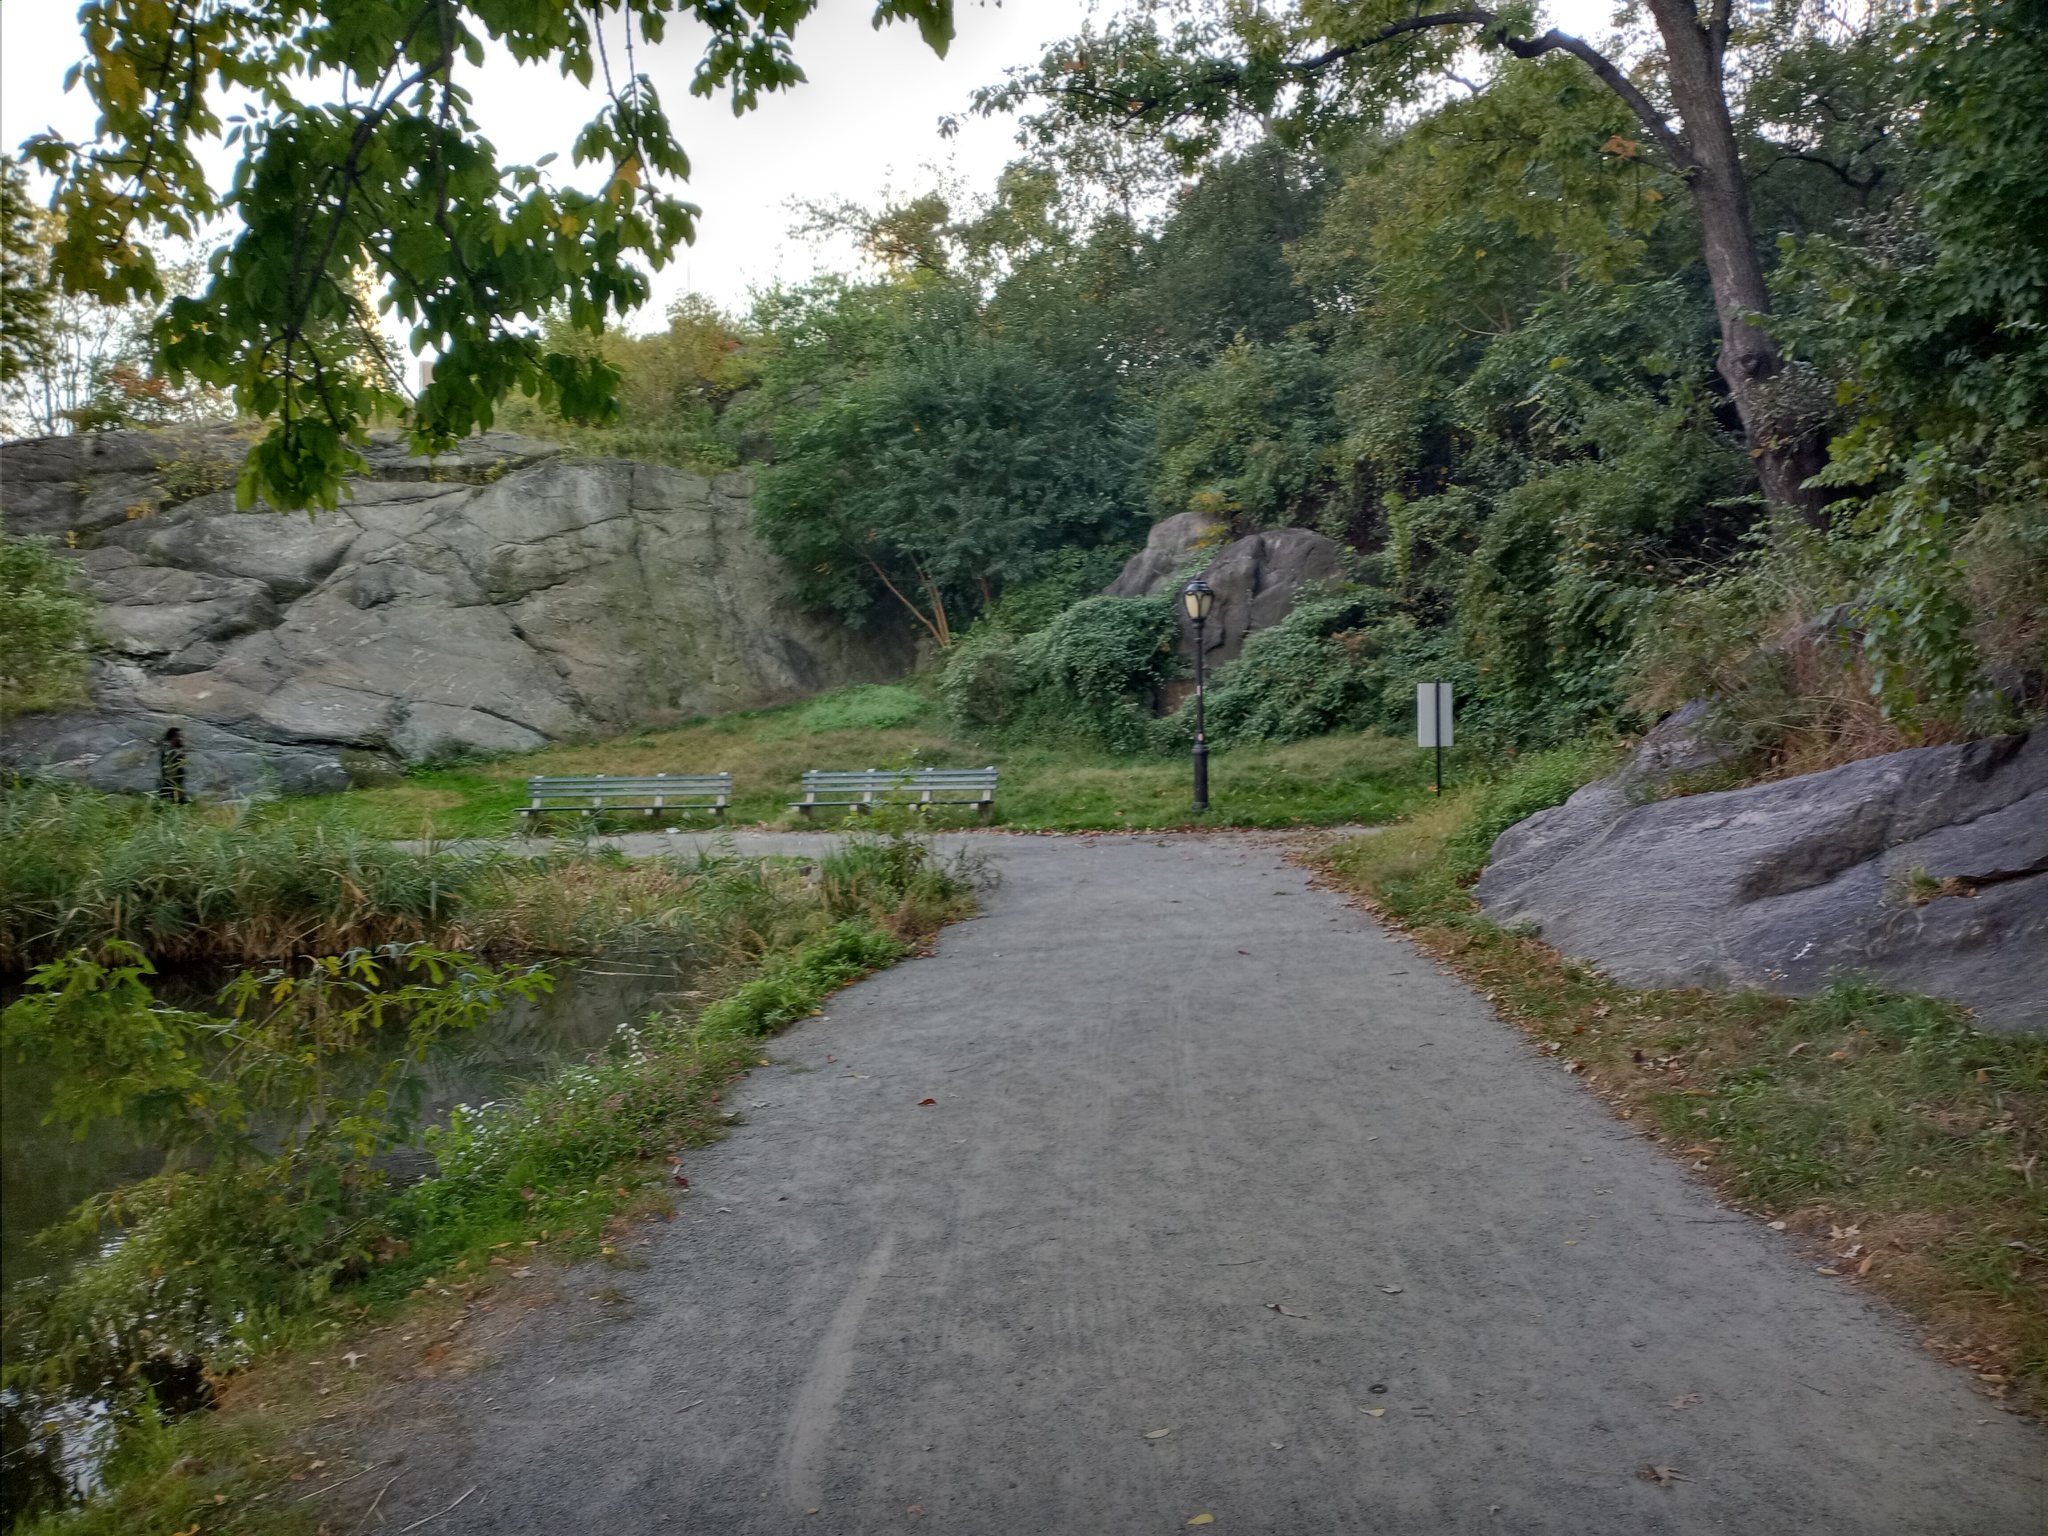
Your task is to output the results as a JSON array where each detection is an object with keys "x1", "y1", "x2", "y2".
[{"x1": 1417, "y1": 682, "x2": 1453, "y2": 794}]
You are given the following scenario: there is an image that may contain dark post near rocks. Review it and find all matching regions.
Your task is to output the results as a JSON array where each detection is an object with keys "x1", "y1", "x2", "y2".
[{"x1": 1183, "y1": 579, "x2": 1215, "y2": 812}]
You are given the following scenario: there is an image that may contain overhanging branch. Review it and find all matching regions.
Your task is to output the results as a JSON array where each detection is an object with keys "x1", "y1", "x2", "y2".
[{"x1": 1078, "y1": 8, "x2": 1699, "y2": 177}]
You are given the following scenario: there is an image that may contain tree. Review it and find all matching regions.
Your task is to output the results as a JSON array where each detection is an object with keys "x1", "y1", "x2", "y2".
[
  {"x1": 1, "y1": 157, "x2": 54, "y2": 392},
  {"x1": 981, "y1": 0, "x2": 1848, "y2": 520},
  {"x1": 24, "y1": 0, "x2": 954, "y2": 510},
  {"x1": 0, "y1": 212, "x2": 230, "y2": 438},
  {"x1": 754, "y1": 286, "x2": 1141, "y2": 644}
]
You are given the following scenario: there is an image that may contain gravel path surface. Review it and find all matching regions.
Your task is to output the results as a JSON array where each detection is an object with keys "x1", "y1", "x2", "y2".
[{"x1": 357, "y1": 832, "x2": 2044, "y2": 1534}]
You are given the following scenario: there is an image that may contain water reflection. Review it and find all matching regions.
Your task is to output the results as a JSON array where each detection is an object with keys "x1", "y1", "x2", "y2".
[{"x1": 0, "y1": 953, "x2": 697, "y2": 1297}]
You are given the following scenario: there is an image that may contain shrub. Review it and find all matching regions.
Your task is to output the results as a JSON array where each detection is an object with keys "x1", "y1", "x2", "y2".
[
  {"x1": 939, "y1": 594, "x2": 1178, "y2": 752},
  {"x1": 0, "y1": 533, "x2": 98, "y2": 715},
  {"x1": 1199, "y1": 590, "x2": 1393, "y2": 745}
]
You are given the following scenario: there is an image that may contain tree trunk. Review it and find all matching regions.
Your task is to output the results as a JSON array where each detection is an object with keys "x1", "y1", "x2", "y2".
[{"x1": 1641, "y1": 0, "x2": 1831, "y2": 523}]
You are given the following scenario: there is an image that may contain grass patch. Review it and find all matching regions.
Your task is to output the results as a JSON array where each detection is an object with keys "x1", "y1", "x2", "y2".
[
  {"x1": 2, "y1": 830, "x2": 979, "y2": 1532},
  {"x1": 0, "y1": 784, "x2": 493, "y2": 970},
  {"x1": 1316, "y1": 753, "x2": 2048, "y2": 1418},
  {"x1": 261, "y1": 683, "x2": 1437, "y2": 838}
]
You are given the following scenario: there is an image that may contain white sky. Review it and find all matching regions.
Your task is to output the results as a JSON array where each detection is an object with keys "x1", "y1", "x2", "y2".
[{"x1": 2, "y1": 0, "x2": 1614, "y2": 330}]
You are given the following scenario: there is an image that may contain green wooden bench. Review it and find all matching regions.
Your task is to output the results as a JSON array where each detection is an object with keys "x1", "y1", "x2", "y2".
[
  {"x1": 520, "y1": 772, "x2": 731, "y2": 824},
  {"x1": 791, "y1": 767, "x2": 998, "y2": 824}
]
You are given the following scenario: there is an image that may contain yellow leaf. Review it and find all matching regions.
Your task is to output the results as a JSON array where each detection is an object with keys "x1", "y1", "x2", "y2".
[
  {"x1": 1189, "y1": 1516, "x2": 1214, "y2": 1526},
  {"x1": 1364, "y1": 1407, "x2": 1386, "y2": 1417},
  {"x1": 1144, "y1": 1428, "x2": 1171, "y2": 1439}
]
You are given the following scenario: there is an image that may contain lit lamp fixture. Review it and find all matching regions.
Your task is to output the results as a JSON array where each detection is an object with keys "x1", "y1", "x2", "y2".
[{"x1": 1182, "y1": 578, "x2": 1215, "y2": 812}]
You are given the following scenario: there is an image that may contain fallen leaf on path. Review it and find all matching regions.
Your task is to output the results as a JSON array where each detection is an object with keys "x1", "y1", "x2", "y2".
[
  {"x1": 1668, "y1": 1393, "x2": 1700, "y2": 1410},
  {"x1": 1857, "y1": 1255, "x2": 1875, "y2": 1275},
  {"x1": 1638, "y1": 1466, "x2": 1689, "y2": 1486},
  {"x1": 1188, "y1": 1515, "x2": 1214, "y2": 1525},
  {"x1": 510, "y1": 1267, "x2": 532, "y2": 1278},
  {"x1": 1263, "y1": 1302, "x2": 1308, "y2": 1318},
  {"x1": 918, "y1": 1098, "x2": 937, "y2": 1106},
  {"x1": 1270, "y1": 1441, "x2": 1284, "y2": 1449},
  {"x1": 341, "y1": 1352, "x2": 363, "y2": 1369},
  {"x1": 1379, "y1": 1285, "x2": 1403, "y2": 1294},
  {"x1": 1363, "y1": 1408, "x2": 1386, "y2": 1417},
  {"x1": 908, "y1": 1506, "x2": 923, "y2": 1515},
  {"x1": 1767, "y1": 1220, "x2": 1787, "y2": 1231},
  {"x1": 1144, "y1": 1429, "x2": 1172, "y2": 1439}
]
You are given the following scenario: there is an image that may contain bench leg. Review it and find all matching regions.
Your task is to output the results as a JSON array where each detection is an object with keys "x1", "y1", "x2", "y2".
[{"x1": 980, "y1": 800, "x2": 994, "y2": 826}]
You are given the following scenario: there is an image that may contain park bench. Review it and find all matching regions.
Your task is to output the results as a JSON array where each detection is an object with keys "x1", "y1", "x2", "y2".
[
  {"x1": 519, "y1": 772, "x2": 730, "y2": 824},
  {"x1": 791, "y1": 767, "x2": 998, "y2": 824}
]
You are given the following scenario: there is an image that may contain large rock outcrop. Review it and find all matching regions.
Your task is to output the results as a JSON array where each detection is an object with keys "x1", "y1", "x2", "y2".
[
  {"x1": 1106, "y1": 516, "x2": 1345, "y2": 665},
  {"x1": 1474, "y1": 722, "x2": 2048, "y2": 1033},
  {"x1": 1, "y1": 429, "x2": 911, "y2": 798}
]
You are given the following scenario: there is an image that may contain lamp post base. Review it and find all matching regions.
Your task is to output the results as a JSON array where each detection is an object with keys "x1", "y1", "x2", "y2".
[{"x1": 1192, "y1": 737, "x2": 1209, "y2": 813}]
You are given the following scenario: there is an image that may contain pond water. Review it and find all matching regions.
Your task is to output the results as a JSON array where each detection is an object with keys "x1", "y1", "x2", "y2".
[
  {"x1": 0, "y1": 952, "x2": 702, "y2": 1527},
  {"x1": 0, "y1": 953, "x2": 700, "y2": 1297}
]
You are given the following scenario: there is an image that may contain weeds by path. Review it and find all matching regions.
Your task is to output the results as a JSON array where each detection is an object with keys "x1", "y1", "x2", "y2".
[
  {"x1": 1312, "y1": 754, "x2": 2048, "y2": 1419},
  {"x1": 2, "y1": 829, "x2": 980, "y2": 1534}
]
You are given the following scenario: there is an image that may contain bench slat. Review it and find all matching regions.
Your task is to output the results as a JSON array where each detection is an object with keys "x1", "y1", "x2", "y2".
[
  {"x1": 790, "y1": 766, "x2": 998, "y2": 822},
  {"x1": 520, "y1": 771, "x2": 731, "y2": 820}
]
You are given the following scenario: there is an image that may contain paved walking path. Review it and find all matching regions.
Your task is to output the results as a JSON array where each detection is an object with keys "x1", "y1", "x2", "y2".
[{"x1": 364, "y1": 833, "x2": 2043, "y2": 1534}]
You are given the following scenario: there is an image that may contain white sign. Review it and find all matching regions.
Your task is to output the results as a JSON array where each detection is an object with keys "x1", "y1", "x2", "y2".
[{"x1": 1417, "y1": 682, "x2": 1453, "y2": 748}]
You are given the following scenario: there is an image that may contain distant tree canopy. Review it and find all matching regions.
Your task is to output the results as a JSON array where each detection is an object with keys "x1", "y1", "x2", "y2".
[
  {"x1": 21, "y1": 0, "x2": 954, "y2": 510},
  {"x1": 112, "y1": 0, "x2": 2015, "y2": 765},
  {"x1": 305, "y1": 0, "x2": 2039, "y2": 760}
]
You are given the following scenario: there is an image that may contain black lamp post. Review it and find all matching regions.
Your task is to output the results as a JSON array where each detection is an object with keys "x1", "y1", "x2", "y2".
[{"x1": 1182, "y1": 578, "x2": 1215, "y2": 812}]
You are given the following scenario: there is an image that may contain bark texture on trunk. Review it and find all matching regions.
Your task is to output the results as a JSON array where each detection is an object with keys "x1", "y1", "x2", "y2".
[{"x1": 1640, "y1": 0, "x2": 1831, "y2": 521}]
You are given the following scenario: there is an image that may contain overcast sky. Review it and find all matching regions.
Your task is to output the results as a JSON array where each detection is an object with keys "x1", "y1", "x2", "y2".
[{"x1": 3, "y1": 0, "x2": 1613, "y2": 327}]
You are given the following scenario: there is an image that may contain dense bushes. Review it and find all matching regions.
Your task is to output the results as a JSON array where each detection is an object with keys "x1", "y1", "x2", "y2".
[{"x1": 939, "y1": 594, "x2": 1178, "y2": 752}]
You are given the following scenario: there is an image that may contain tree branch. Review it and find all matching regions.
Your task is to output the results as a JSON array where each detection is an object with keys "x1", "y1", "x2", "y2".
[
  {"x1": 1082, "y1": 8, "x2": 1698, "y2": 176},
  {"x1": 860, "y1": 549, "x2": 946, "y2": 646}
]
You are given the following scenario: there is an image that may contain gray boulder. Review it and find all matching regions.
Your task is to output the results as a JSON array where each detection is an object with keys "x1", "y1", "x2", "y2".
[
  {"x1": 1180, "y1": 527, "x2": 1345, "y2": 665},
  {"x1": 1474, "y1": 728, "x2": 2048, "y2": 1033},
  {"x1": 1104, "y1": 511, "x2": 1229, "y2": 598},
  {"x1": 1105, "y1": 517, "x2": 1346, "y2": 666},
  {"x1": 2, "y1": 430, "x2": 912, "y2": 798}
]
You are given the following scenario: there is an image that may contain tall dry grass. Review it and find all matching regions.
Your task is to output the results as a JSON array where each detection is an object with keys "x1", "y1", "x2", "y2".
[{"x1": 0, "y1": 783, "x2": 491, "y2": 969}]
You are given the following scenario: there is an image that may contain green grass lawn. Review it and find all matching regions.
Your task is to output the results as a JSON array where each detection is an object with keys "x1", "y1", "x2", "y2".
[{"x1": 267, "y1": 683, "x2": 1438, "y2": 838}]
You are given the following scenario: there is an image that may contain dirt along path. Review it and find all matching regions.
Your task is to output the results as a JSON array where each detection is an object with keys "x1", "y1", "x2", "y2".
[{"x1": 348, "y1": 832, "x2": 2043, "y2": 1534}]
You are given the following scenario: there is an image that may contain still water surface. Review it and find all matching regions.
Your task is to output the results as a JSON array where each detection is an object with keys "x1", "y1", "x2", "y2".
[{"x1": 0, "y1": 954, "x2": 700, "y2": 1296}]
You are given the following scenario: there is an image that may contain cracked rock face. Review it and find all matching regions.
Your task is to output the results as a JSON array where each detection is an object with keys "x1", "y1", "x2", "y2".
[
  {"x1": 1105, "y1": 515, "x2": 1345, "y2": 665},
  {"x1": 2, "y1": 429, "x2": 911, "y2": 798},
  {"x1": 1474, "y1": 723, "x2": 2048, "y2": 1033}
]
